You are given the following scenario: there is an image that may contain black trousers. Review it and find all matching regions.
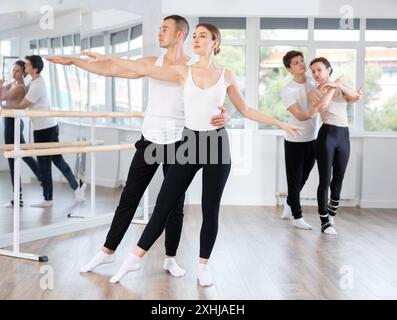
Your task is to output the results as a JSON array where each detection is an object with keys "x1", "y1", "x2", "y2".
[
  {"x1": 284, "y1": 139, "x2": 316, "y2": 219},
  {"x1": 316, "y1": 124, "x2": 350, "y2": 217},
  {"x1": 33, "y1": 125, "x2": 79, "y2": 201},
  {"x1": 137, "y1": 128, "x2": 231, "y2": 260},
  {"x1": 104, "y1": 136, "x2": 186, "y2": 257},
  {"x1": 4, "y1": 117, "x2": 41, "y2": 195}
]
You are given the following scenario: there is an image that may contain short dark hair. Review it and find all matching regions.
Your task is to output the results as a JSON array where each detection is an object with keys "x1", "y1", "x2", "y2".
[
  {"x1": 15, "y1": 60, "x2": 27, "y2": 77},
  {"x1": 25, "y1": 55, "x2": 44, "y2": 74},
  {"x1": 163, "y1": 15, "x2": 189, "y2": 40},
  {"x1": 283, "y1": 51, "x2": 304, "y2": 69},
  {"x1": 310, "y1": 57, "x2": 333, "y2": 76}
]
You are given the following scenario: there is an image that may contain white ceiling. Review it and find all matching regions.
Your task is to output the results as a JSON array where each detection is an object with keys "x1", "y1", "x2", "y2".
[{"x1": 0, "y1": 0, "x2": 145, "y2": 33}]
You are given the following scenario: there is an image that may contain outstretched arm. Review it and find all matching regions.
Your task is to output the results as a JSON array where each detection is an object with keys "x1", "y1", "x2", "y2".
[
  {"x1": 82, "y1": 52, "x2": 186, "y2": 84},
  {"x1": 225, "y1": 70, "x2": 302, "y2": 137},
  {"x1": 46, "y1": 54, "x2": 156, "y2": 79}
]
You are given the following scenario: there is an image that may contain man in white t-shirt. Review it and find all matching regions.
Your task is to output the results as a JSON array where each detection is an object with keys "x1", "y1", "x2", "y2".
[
  {"x1": 280, "y1": 51, "x2": 326, "y2": 230},
  {"x1": 6, "y1": 55, "x2": 86, "y2": 207}
]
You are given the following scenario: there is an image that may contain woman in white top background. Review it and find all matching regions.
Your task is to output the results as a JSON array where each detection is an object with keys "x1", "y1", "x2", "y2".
[
  {"x1": 83, "y1": 23, "x2": 302, "y2": 286},
  {"x1": 0, "y1": 60, "x2": 41, "y2": 207},
  {"x1": 309, "y1": 57, "x2": 362, "y2": 235}
]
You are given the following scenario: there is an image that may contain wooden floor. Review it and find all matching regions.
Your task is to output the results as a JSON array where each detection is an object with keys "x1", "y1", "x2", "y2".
[
  {"x1": 1, "y1": 204, "x2": 396, "y2": 300},
  {"x1": 0, "y1": 171, "x2": 122, "y2": 234}
]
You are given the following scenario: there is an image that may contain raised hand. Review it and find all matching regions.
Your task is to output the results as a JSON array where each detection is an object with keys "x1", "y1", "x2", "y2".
[
  {"x1": 281, "y1": 123, "x2": 303, "y2": 138},
  {"x1": 46, "y1": 56, "x2": 74, "y2": 65},
  {"x1": 81, "y1": 51, "x2": 110, "y2": 64}
]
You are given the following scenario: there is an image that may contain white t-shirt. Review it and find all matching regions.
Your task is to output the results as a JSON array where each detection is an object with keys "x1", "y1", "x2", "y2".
[
  {"x1": 25, "y1": 76, "x2": 57, "y2": 131},
  {"x1": 141, "y1": 54, "x2": 197, "y2": 144},
  {"x1": 281, "y1": 79, "x2": 319, "y2": 142}
]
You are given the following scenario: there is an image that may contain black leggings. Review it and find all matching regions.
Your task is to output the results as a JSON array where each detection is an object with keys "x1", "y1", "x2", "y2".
[
  {"x1": 4, "y1": 117, "x2": 41, "y2": 194},
  {"x1": 316, "y1": 124, "x2": 350, "y2": 217},
  {"x1": 104, "y1": 136, "x2": 185, "y2": 256},
  {"x1": 33, "y1": 125, "x2": 79, "y2": 201},
  {"x1": 284, "y1": 140, "x2": 316, "y2": 219},
  {"x1": 137, "y1": 128, "x2": 231, "y2": 260}
]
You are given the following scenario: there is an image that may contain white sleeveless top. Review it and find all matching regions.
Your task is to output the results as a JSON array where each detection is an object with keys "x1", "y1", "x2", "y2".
[
  {"x1": 316, "y1": 88, "x2": 348, "y2": 127},
  {"x1": 141, "y1": 53, "x2": 196, "y2": 144},
  {"x1": 183, "y1": 67, "x2": 227, "y2": 131}
]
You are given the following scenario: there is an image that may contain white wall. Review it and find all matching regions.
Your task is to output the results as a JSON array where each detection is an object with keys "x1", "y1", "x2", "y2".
[{"x1": 361, "y1": 137, "x2": 397, "y2": 208}]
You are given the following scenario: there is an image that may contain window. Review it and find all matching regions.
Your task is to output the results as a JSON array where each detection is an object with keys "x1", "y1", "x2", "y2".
[
  {"x1": 130, "y1": 25, "x2": 143, "y2": 50},
  {"x1": 258, "y1": 46, "x2": 307, "y2": 129},
  {"x1": 62, "y1": 35, "x2": 74, "y2": 55},
  {"x1": 366, "y1": 19, "x2": 397, "y2": 42},
  {"x1": 111, "y1": 29, "x2": 129, "y2": 53},
  {"x1": 0, "y1": 41, "x2": 12, "y2": 80},
  {"x1": 260, "y1": 18, "x2": 308, "y2": 41},
  {"x1": 216, "y1": 45, "x2": 246, "y2": 129},
  {"x1": 87, "y1": 35, "x2": 106, "y2": 111},
  {"x1": 29, "y1": 40, "x2": 38, "y2": 54},
  {"x1": 314, "y1": 18, "x2": 360, "y2": 41},
  {"x1": 364, "y1": 47, "x2": 397, "y2": 132},
  {"x1": 200, "y1": 17, "x2": 247, "y2": 129},
  {"x1": 111, "y1": 25, "x2": 143, "y2": 125}
]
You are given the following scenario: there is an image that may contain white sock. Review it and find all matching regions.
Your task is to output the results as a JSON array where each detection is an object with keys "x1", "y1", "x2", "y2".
[
  {"x1": 281, "y1": 198, "x2": 292, "y2": 220},
  {"x1": 293, "y1": 218, "x2": 312, "y2": 230},
  {"x1": 80, "y1": 251, "x2": 115, "y2": 273},
  {"x1": 30, "y1": 200, "x2": 53, "y2": 208},
  {"x1": 323, "y1": 226, "x2": 338, "y2": 235},
  {"x1": 109, "y1": 253, "x2": 141, "y2": 283},
  {"x1": 198, "y1": 264, "x2": 213, "y2": 287},
  {"x1": 163, "y1": 257, "x2": 186, "y2": 278},
  {"x1": 74, "y1": 183, "x2": 87, "y2": 203},
  {"x1": 329, "y1": 215, "x2": 336, "y2": 226}
]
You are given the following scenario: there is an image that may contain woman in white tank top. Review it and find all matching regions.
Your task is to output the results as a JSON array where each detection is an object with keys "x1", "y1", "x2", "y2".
[
  {"x1": 0, "y1": 61, "x2": 42, "y2": 207},
  {"x1": 308, "y1": 57, "x2": 362, "y2": 235},
  {"x1": 86, "y1": 23, "x2": 304, "y2": 286}
]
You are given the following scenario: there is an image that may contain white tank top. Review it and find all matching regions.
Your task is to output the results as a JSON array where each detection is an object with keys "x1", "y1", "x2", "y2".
[
  {"x1": 141, "y1": 54, "x2": 196, "y2": 144},
  {"x1": 184, "y1": 67, "x2": 227, "y2": 131},
  {"x1": 316, "y1": 88, "x2": 348, "y2": 127}
]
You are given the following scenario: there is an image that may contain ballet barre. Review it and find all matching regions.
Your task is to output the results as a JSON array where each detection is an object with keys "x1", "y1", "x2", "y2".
[
  {"x1": 0, "y1": 109, "x2": 148, "y2": 263},
  {"x1": 0, "y1": 140, "x2": 105, "y2": 151},
  {"x1": 4, "y1": 144, "x2": 135, "y2": 158},
  {"x1": 0, "y1": 109, "x2": 144, "y2": 118}
]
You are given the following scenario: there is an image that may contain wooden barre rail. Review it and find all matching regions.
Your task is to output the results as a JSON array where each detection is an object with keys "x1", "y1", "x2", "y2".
[
  {"x1": 4, "y1": 144, "x2": 135, "y2": 159},
  {"x1": 0, "y1": 109, "x2": 144, "y2": 119},
  {"x1": 0, "y1": 140, "x2": 105, "y2": 151}
]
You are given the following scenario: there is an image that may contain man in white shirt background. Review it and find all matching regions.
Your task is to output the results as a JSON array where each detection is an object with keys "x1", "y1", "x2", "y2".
[
  {"x1": 280, "y1": 50, "x2": 326, "y2": 230},
  {"x1": 4, "y1": 55, "x2": 86, "y2": 207}
]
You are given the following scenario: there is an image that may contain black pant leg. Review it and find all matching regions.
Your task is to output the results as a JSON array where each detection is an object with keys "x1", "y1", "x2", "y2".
[
  {"x1": 284, "y1": 140, "x2": 305, "y2": 219},
  {"x1": 137, "y1": 163, "x2": 199, "y2": 252},
  {"x1": 34, "y1": 126, "x2": 56, "y2": 201},
  {"x1": 162, "y1": 163, "x2": 186, "y2": 257},
  {"x1": 316, "y1": 125, "x2": 336, "y2": 217},
  {"x1": 300, "y1": 140, "x2": 316, "y2": 190},
  {"x1": 330, "y1": 128, "x2": 350, "y2": 204},
  {"x1": 103, "y1": 138, "x2": 160, "y2": 251},
  {"x1": 199, "y1": 163, "x2": 231, "y2": 259}
]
